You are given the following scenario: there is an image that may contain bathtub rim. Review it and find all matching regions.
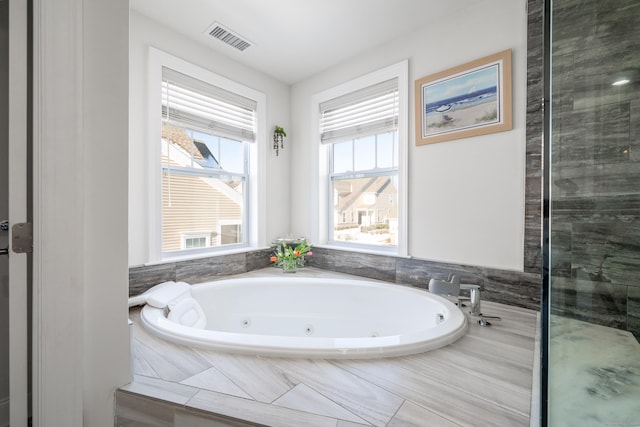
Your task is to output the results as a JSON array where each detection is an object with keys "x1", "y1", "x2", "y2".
[{"x1": 140, "y1": 276, "x2": 469, "y2": 359}]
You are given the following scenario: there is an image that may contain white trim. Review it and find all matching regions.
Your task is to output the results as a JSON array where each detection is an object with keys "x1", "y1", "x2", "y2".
[
  {"x1": 310, "y1": 61, "x2": 409, "y2": 256},
  {"x1": 148, "y1": 49, "x2": 162, "y2": 262},
  {"x1": 397, "y1": 62, "x2": 409, "y2": 258},
  {"x1": 141, "y1": 245, "x2": 272, "y2": 265},
  {"x1": 250, "y1": 101, "x2": 268, "y2": 249},
  {"x1": 148, "y1": 48, "x2": 267, "y2": 263},
  {"x1": 33, "y1": 0, "x2": 85, "y2": 425}
]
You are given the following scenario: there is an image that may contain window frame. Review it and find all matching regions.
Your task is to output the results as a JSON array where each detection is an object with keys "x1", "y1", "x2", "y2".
[
  {"x1": 148, "y1": 48, "x2": 267, "y2": 262},
  {"x1": 310, "y1": 61, "x2": 408, "y2": 256}
]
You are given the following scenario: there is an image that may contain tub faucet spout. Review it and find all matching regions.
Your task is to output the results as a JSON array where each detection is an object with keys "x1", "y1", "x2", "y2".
[{"x1": 459, "y1": 284, "x2": 482, "y2": 316}]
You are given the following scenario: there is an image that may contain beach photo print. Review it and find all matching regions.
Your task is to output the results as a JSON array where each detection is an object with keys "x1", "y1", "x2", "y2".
[{"x1": 414, "y1": 49, "x2": 512, "y2": 145}]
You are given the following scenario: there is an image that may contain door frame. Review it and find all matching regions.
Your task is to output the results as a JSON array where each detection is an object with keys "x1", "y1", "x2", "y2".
[{"x1": 8, "y1": 0, "x2": 29, "y2": 425}]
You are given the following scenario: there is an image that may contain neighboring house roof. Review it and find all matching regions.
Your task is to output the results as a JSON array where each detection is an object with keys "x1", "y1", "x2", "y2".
[
  {"x1": 334, "y1": 176, "x2": 397, "y2": 217},
  {"x1": 162, "y1": 123, "x2": 203, "y2": 160},
  {"x1": 193, "y1": 141, "x2": 220, "y2": 168}
]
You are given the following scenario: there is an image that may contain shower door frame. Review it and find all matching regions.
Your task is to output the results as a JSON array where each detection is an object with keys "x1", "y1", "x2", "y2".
[{"x1": 540, "y1": 0, "x2": 552, "y2": 424}]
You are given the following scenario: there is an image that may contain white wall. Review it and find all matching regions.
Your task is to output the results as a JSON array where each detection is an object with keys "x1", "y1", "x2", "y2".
[
  {"x1": 129, "y1": 11, "x2": 292, "y2": 266},
  {"x1": 290, "y1": 0, "x2": 527, "y2": 271},
  {"x1": 33, "y1": 0, "x2": 130, "y2": 425},
  {"x1": 82, "y1": 1, "x2": 131, "y2": 424}
]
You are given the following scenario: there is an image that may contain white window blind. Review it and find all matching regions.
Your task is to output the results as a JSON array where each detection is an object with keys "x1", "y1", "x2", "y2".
[
  {"x1": 320, "y1": 78, "x2": 399, "y2": 144},
  {"x1": 162, "y1": 67, "x2": 257, "y2": 142}
]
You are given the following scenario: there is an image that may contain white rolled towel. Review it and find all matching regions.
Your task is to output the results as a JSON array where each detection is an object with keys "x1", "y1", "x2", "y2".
[
  {"x1": 167, "y1": 297, "x2": 207, "y2": 329},
  {"x1": 128, "y1": 280, "x2": 176, "y2": 307},
  {"x1": 146, "y1": 281, "x2": 191, "y2": 308}
]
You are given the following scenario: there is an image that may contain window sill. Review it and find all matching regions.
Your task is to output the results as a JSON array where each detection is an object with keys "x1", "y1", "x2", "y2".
[
  {"x1": 144, "y1": 246, "x2": 271, "y2": 266},
  {"x1": 314, "y1": 243, "x2": 398, "y2": 257}
]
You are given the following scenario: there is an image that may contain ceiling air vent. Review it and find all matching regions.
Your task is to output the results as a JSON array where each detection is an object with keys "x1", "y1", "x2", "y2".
[{"x1": 206, "y1": 22, "x2": 252, "y2": 52}]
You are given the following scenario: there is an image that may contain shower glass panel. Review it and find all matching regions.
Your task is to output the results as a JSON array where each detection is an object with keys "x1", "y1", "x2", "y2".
[{"x1": 547, "y1": 0, "x2": 640, "y2": 424}]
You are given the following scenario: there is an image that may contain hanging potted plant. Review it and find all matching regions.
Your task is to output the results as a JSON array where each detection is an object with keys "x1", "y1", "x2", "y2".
[{"x1": 273, "y1": 125, "x2": 286, "y2": 156}]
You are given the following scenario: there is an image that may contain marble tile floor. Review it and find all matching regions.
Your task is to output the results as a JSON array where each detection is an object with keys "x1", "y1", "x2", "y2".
[
  {"x1": 118, "y1": 268, "x2": 539, "y2": 426},
  {"x1": 548, "y1": 316, "x2": 640, "y2": 427}
]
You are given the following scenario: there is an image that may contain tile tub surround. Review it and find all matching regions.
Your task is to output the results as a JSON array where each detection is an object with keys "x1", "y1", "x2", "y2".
[
  {"x1": 307, "y1": 248, "x2": 541, "y2": 311},
  {"x1": 120, "y1": 269, "x2": 539, "y2": 427},
  {"x1": 128, "y1": 248, "x2": 274, "y2": 297},
  {"x1": 130, "y1": 247, "x2": 542, "y2": 314}
]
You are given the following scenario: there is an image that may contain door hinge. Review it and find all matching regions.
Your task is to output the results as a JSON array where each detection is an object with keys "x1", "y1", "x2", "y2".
[{"x1": 12, "y1": 222, "x2": 33, "y2": 254}]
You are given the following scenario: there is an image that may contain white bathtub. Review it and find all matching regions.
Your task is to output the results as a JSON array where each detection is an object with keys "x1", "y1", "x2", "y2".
[{"x1": 140, "y1": 276, "x2": 468, "y2": 359}]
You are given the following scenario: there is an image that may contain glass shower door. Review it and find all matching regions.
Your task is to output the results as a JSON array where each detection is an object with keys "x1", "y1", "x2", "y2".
[{"x1": 547, "y1": 0, "x2": 640, "y2": 425}]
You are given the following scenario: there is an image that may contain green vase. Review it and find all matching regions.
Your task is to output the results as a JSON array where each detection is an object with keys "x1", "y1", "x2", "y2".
[{"x1": 282, "y1": 259, "x2": 297, "y2": 273}]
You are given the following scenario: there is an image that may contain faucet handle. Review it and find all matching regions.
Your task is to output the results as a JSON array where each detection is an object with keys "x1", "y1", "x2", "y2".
[
  {"x1": 0, "y1": 220, "x2": 8, "y2": 231},
  {"x1": 477, "y1": 315, "x2": 501, "y2": 327}
]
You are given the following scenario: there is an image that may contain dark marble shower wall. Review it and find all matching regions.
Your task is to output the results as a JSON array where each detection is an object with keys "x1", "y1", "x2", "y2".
[{"x1": 549, "y1": 0, "x2": 640, "y2": 338}]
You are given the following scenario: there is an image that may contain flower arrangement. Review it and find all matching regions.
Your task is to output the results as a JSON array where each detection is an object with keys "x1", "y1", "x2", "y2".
[{"x1": 270, "y1": 239, "x2": 312, "y2": 271}]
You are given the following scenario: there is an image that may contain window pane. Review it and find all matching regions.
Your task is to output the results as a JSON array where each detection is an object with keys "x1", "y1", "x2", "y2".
[
  {"x1": 353, "y1": 136, "x2": 375, "y2": 171},
  {"x1": 219, "y1": 137, "x2": 244, "y2": 173},
  {"x1": 162, "y1": 124, "x2": 219, "y2": 169},
  {"x1": 376, "y1": 132, "x2": 397, "y2": 168},
  {"x1": 331, "y1": 175, "x2": 397, "y2": 247},
  {"x1": 220, "y1": 223, "x2": 241, "y2": 245},
  {"x1": 185, "y1": 237, "x2": 207, "y2": 249},
  {"x1": 162, "y1": 173, "x2": 244, "y2": 252},
  {"x1": 189, "y1": 130, "x2": 220, "y2": 169},
  {"x1": 162, "y1": 123, "x2": 245, "y2": 173},
  {"x1": 332, "y1": 141, "x2": 352, "y2": 173}
]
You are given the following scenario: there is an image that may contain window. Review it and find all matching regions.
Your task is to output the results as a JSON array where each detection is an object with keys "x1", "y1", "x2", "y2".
[
  {"x1": 218, "y1": 220, "x2": 242, "y2": 245},
  {"x1": 181, "y1": 232, "x2": 212, "y2": 249},
  {"x1": 149, "y1": 48, "x2": 266, "y2": 260},
  {"x1": 329, "y1": 132, "x2": 398, "y2": 246},
  {"x1": 313, "y1": 61, "x2": 408, "y2": 254}
]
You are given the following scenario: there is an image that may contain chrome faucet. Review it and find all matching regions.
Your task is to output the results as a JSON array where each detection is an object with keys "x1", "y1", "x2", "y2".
[
  {"x1": 478, "y1": 315, "x2": 502, "y2": 327},
  {"x1": 458, "y1": 284, "x2": 502, "y2": 326},
  {"x1": 468, "y1": 286, "x2": 481, "y2": 316},
  {"x1": 459, "y1": 284, "x2": 483, "y2": 316}
]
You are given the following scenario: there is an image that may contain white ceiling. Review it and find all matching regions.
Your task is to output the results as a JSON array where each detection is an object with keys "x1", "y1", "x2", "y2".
[{"x1": 130, "y1": 0, "x2": 474, "y2": 85}]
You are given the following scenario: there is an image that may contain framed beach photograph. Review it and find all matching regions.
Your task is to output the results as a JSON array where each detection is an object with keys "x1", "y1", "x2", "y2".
[{"x1": 414, "y1": 49, "x2": 512, "y2": 145}]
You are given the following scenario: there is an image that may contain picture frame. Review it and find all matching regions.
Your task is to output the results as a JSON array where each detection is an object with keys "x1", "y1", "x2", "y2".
[{"x1": 414, "y1": 49, "x2": 512, "y2": 145}]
